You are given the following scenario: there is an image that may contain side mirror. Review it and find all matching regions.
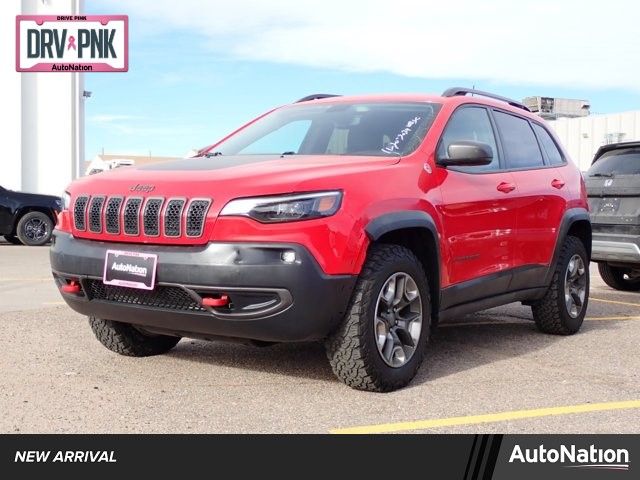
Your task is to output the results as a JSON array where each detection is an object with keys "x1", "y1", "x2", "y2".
[{"x1": 437, "y1": 141, "x2": 493, "y2": 167}]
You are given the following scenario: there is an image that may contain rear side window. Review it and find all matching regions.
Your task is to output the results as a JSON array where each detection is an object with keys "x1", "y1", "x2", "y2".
[
  {"x1": 533, "y1": 123, "x2": 565, "y2": 165},
  {"x1": 437, "y1": 107, "x2": 499, "y2": 172},
  {"x1": 588, "y1": 148, "x2": 640, "y2": 176},
  {"x1": 494, "y1": 111, "x2": 544, "y2": 169}
]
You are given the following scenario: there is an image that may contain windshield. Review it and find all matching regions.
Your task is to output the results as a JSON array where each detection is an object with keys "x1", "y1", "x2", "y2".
[
  {"x1": 589, "y1": 147, "x2": 640, "y2": 176},
  {"x1": 210, "y1": 102, "x2": 442, "y2": 157}
]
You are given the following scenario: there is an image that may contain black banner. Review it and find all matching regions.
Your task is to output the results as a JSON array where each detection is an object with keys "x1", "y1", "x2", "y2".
[{"x1": 0, "y1": 434, "x2": 636, "y2": 478}]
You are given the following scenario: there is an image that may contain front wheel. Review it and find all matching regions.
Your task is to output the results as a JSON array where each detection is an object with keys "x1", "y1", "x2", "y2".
[
  {"x1": 16, "y1": 211, "x2": 54, "y2": 246},
  {"x1": 531, "y1": 236, "x2": 589, "y2": 335},
  {"x1": 89, "y1": 317, "x2": 181, "y2": 357},
  {"x1": 326, "y1": 244, "x2": 431, "y2": 392},
  {"x1": 597, "y1": 263, "x2": 640, "y2": 291}
]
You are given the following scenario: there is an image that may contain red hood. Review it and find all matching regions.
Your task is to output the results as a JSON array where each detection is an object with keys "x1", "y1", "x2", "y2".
[
  {"x1": 65, "y1": 154, "x2": 400, "y2": 244},
  {"x1": 69, "y1": 154, "x2": 399, "y2": 199}
]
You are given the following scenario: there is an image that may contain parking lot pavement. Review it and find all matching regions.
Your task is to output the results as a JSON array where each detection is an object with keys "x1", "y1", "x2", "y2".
[{"x1": 1, "y1": 240, "x2": 639, "y2": 433}]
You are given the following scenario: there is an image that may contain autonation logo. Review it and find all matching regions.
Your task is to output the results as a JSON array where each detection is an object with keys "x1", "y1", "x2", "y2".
[
  {"x1": 509, "y1": 444, "x2": 630, "y2": 471},
  {"x1": 111, "y1": 262, "x2": 147, "y2": 278}
]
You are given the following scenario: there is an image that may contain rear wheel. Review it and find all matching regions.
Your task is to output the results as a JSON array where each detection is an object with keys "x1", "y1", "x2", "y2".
[
  {"x1": 326, "y1": 244, "x2": 431, "y2": 392},
  {"x1": 16, "y1": 211, "x2": 53, "y2": 246},
  {"x1": 597, "y1": 262, "x2": 640, "y2": 291},
  {"x1": 89, "y1": 317, "x2": 181, "y2": 357},
  {"x1": 531, "y1": 235, "x2": 589, "y2": 335},
  {"x1": 2, "y1": 235, "x2": 23, "y2": 245}
]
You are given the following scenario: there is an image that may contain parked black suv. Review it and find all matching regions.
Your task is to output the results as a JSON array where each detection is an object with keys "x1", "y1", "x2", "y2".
[
  {"x1": 0, "y1": 186, "x2": 61, "y2": 246},
  {"x1": 586, "y1": 142, "x2": 640, "y2": 290}
]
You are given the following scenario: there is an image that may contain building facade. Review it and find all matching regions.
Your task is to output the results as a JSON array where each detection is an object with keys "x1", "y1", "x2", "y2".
[
  {"x1": 549, "y1": 111, "x2": 640, "y2": 171},
  {"x1": 1, "y1": 0, "x2": 84, "y2": 195}
]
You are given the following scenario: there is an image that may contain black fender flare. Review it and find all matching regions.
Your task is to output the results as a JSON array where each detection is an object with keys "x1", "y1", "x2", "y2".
[
  {"x1": 364, "y1": 210, "x2": 442, "y2": 317},
  {"x1": 544, "y1": 207, "x2": 591, "y2": 285},
  {"x1": 365, "y1": 210, "x2": 439, "y2": 242}
]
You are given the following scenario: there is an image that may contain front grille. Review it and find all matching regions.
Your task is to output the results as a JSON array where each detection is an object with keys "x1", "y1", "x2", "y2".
[
  {"x1": 164, "y1": 199, "x2": 185, "y2": 237},
  {"x1": 88, "y1": 196, "x2": 105, "y2": 233},
  {"x1": 73, "y1": 196, "x2": 89, "y2": 231},
  {"x1": 143, "y1": 198, "x2": 163, "y2": 236},
  {"x1": 123, "y1": 197, "x2": 142, "y2": 235},
  {"x1": 85, "y1": 280, "x2": 206, "y2": 312},
  {"x1": 105, "y1": 197, "x2": 123, "y2": 234},
  {"x1": 71, "y1": 194, "x2": 210, "y2": 239},
  {"x1": 186, "y1": 200, "x2": 211, "y2": 237}
]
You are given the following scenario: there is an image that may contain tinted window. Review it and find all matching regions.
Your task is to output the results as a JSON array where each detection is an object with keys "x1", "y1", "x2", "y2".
[
  {"x1": 213, "y1": 102, "x2": 442, "y2": 157},
  {"x1": 438, "y1": 107, "x2": 499, "y2": 172},
  {"x1": 533, "y1": 123, "x2": 564, "y2": 165},
  {"x1": 588, "y1": 147, "x2": 640, "y2": 176},
  {"x1": 494, "y1": 111, "x2": 544, "y2": 169}
]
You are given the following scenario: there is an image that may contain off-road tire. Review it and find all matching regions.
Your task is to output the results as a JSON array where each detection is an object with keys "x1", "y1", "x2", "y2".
[
  {"x1": 531, "y1": 235, "x2": 589, "y2": 335},
  {"x1": 325, "y1": 244, "x2": 431, "y2": 392},
  {"x1": 2, "y1": 235, "x2": 22, "y2": 245},
  {"x1": 89, "y1": 317, "x2": 180, "y2": 357},
  {"x1": 16, "y1": 211, "x2": 53, "y2": 246},
  {"x1": 597, "y1": 262, "x2": 640, "y2": 291}
]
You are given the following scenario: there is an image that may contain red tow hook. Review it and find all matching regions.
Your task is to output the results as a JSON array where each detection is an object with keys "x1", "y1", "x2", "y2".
[
  {"x1": 202, "y1": 295, "x2": 229, "y2": 308},
  {"x1": 61, "y1": 281, "x2": 81, "y2": 294}
]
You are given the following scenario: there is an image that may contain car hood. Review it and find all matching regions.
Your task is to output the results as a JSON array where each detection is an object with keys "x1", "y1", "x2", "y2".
[{"x1": 68, "y1": 154, "x2": 400, "y2": 199}]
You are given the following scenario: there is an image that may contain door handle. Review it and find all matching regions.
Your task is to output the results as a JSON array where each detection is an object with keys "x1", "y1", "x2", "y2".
[
  {"x1": 551, "y1": 178, "x2": 565, "y2": 189},
  {"x1": 496, "y1": 182, "x2": 516, "y2": 194}
]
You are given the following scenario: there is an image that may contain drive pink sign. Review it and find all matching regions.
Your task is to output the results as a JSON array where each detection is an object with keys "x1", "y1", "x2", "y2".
[{"x1": 16, "y1": 15, "x2": 128, "y2": 72}]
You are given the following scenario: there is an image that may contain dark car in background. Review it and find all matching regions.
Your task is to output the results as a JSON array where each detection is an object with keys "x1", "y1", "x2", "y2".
[
  {"x1": 0, "y1": 186, "x2": 61, "y2": 246},
  {"x1": 586, "y1": 142, "x2": 640, "y2": 291}
]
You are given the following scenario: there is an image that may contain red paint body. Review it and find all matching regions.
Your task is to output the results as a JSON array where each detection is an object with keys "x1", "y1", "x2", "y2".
[{"x1": 57, "y1": 94, "x2": 587, "y2": 289}]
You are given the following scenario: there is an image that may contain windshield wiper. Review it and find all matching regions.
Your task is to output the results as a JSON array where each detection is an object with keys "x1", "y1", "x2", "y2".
[
  {"x1": 204, "y1": 151, "x2": 223, "y2": 158},
  {"x1": 589, "y1": 172, "x2": 613, "y2": 177}
]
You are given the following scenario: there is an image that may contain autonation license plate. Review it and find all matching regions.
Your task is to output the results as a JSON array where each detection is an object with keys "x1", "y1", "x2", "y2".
[{"x1": 103, "y1": 250, "x2": 157, "y2": 290}]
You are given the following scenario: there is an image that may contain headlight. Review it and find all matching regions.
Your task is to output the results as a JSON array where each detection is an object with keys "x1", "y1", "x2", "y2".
[
  {"x1": 220, "y1": 191, "x2": 342, "y2": 223},
  {"x1": 61, "y1": 191, "x2": 71, "y2": 210}
]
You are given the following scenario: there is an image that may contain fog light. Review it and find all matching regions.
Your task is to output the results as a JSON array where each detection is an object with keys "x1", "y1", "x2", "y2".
[{"x1": 281, "y1": 251, "x2": 296, "y2": 264}]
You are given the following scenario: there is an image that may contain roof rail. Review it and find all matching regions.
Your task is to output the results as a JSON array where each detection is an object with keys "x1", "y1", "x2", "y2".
[
  {"x1": 442, "y1": 87, "x2": 530, "y2": 112},
  {"x1": 295, "y1": 94, "x2": 341, "y2": 103}
]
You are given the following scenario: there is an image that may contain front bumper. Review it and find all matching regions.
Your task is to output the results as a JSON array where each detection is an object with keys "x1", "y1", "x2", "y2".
[
  {"x1": 591, "y1": 231, "x2": 640, "y2": 265},
  {"x1": 50, "y1": 230, "x2": 356, "y2": 342}
]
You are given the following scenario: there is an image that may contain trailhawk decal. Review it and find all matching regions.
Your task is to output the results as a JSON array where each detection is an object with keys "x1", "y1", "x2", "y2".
[{"x1": 16, "y1": 15, "x2": 128, "y2": 72}]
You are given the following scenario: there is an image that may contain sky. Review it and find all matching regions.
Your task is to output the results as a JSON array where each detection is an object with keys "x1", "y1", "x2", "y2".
[{"x1": 85, "y1": 0, "x2": 640, "y2": 160}]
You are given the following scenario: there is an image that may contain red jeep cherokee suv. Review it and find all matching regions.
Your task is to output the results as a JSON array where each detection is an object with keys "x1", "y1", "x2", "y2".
[{"x1": 51, "y1": 88, "x2": 591, "y2": 391}]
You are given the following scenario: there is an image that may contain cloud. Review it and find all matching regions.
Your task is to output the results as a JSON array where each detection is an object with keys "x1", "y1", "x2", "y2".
[{"x1": 107, "y1": 0, "x2": 640, "y2": 91}]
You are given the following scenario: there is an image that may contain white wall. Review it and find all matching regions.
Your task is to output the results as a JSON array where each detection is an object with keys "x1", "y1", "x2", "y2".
[
  {"x1": 549, "y1": 111, "x2": 640, "y2": 171},
  {"x1": 0, "y1": 0, "x2": 84, "y2": 195},
  {"x1": 0, "y1": 1, "x2": 23, "y2": 191}
]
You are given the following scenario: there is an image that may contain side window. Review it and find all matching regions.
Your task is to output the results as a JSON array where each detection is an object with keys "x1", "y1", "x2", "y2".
[
  {"x1": 493, "y1": 111, "x2": 544, "y2": 169},
  {"x1": 532, "y1": 123, "x2": 565, "y2": 165},
  {"x1": 437, "y1": 107, "x2": 499, "y2": 172}
]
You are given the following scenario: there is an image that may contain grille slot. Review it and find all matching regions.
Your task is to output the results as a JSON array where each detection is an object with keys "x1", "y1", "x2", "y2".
[
  {"x1": 143, "y1": 198, "x2": 164, "y2": 236},
  {"x1": 164, "y1": 199, "x2": 185, "y2": 237},
  {"x1": 85, "y1": 280, "x2": 205, "y2": 312},
  {"x1": 186, "y1": 199, "x2": 211, "y2": 237},
  {"x1": 105, "y1": 197, "x2": 123, "y2": 234},
  {"x1": 73, "y1": 195, "x2": 89, "y2": 231},
  {"x1": 123, "y1": 197, "x2": 142, "y2": 235},
  {"x1": 88, "y1": 196, "x2": 105, "y2": 233}
]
